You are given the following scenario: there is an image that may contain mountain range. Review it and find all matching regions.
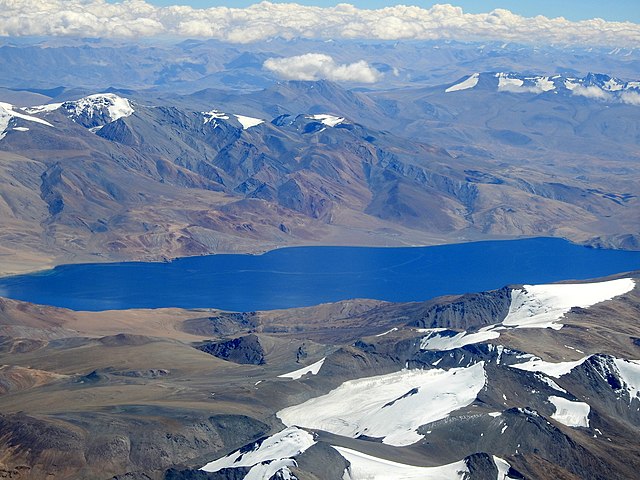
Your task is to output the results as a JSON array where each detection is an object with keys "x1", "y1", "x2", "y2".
[{"x1": 1, "y1": 69, "x2": 639, "y2": 275}]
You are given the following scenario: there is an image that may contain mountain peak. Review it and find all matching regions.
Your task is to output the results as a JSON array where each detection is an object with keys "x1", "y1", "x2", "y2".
[{"x1": 62, "y1": 93, "x2": 134, "y2": 127}]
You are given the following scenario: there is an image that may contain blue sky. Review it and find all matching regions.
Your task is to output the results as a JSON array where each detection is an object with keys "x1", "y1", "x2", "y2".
[{"x1": 143, "y1": 0, "x2": 640, "y2": 24}]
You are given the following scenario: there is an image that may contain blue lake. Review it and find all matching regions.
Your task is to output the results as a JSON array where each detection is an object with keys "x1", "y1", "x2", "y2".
[{"x1": 0, "y1": 238, "x2": 639, "y2": 312}]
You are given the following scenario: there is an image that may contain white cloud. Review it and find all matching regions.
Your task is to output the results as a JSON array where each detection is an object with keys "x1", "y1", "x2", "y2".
[
  {"x1": 571, "y1": 85, "x2": 612, "y2": 100},
  {"x1": 620, "y1": 90, "x2": 640, "y2": 105},
  {"x1": 263, "y1": 53, "x2": 381, "y2": 83},
  {"x1": 0, "y1": 1, "x2": 639, "y2": 47}
]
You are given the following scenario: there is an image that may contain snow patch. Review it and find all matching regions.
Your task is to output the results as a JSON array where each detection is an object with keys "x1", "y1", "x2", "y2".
[
  {"x1": 564, "y1": 80, "x2": 579, "y2": 90},
  {"x1": 495, "y1": 73, "x2": 556, "y2": 93},
  {"x1": 278, "y1": 357, "x2": 326, "y2": 379},
  {"x1": 534, "y1": 76, "x2": 555, "y2": 92},
  {"x1": 445, "y1": 73, "x2": 479, "y2": 92},
  {"x1": 503, "y1": 278, "x2": 635, "y2": 329},
  {"x1": 549, "y1": 396, "x2": 590, "y2": 427},
  {"x1": 23, "y1": 102, "x2": 63, "y2": 114},
  {"x1": 200, "y1": 426, "x2": 315, "y2": 477},
  {"x1": 235, "y1": 114, "x2": 264, "y2": 129},
  {"x1": 0, "y1": 102, "x2": 54, "y2": 140},
  {"x1": 420, "y1": 330, "x2": 499, "y2": 351},
  {"x1": 534, "y1": 373, "x2": 567, "y2": 393},
  {"x1": 510, "y1": 356, "x2": 588, "y2": 378},
  {"x1": 415, "y1": 328, "x2": 447, "y2": 334},
  {"x1": 203, "y1": 109, "x2": 230, "y2": 122},
  {"x1": 603, "y1": 78, "x2": 624, "y2": 91},
  {"x1": 308, "y1": 114, "x2": 345, "y2": 127},
  {"x1": 376, "y1": 327, "x2": 398, "y2": 337},
  {"x1": 496, "y1": 73, "x2": 523, "y2": 90},
  {"x1": 336, "y1": 446, "x2": 469, "y2": 480},
  {"x1": 277, "y1": 362, "x2": 486, "y2": 446},
  {"x1": 494, "y1": 456, "x2": 518, "y2": 480},
  {"x1": 613, "y1": 358, "x2": 640, "y2": 401}
]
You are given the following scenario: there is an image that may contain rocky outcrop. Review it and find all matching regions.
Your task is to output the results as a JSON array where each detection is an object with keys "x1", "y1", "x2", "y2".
[
  {"x1": 182, "y1": 312, "x2": 258, "y2": 337},
  {"x1": 410, "y1": 287, "x2": 512, "y2": 330},
  {"x1": 293, "y1": 443, "x2": 350, "y2": 480},
  {"x1": 197, "y1": 334, "x2": 266, "y2": 365}
]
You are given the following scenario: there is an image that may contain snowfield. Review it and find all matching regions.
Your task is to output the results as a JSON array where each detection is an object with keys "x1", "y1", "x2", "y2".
[
  {"x1": 420, "y1": 329, "x2": 500, "y2": 351},
  {"x1": 235, "y1": 114, "x2": 264, "y2": 129},
  {"x1": 335, "y1": 446, "x2": 469, "y2": 480},
  {"x1": 277, "y1": 362, "x2": 486, "y2": 446},
  {"x1": 445, "y1": 73, "x2": 479, "y2": 92},
  {"x1": 549, "y1": 396, "x2": 590, "y2": 427},
  {"x1": 503, "y1": 278, "x2": 635, "y2": 329},
  {"x1": 200, "y1": 426, "x2": 315, "y2": 479},
  {"x1": 278, "y1": 357, "x2": 326, "y2": 379}
]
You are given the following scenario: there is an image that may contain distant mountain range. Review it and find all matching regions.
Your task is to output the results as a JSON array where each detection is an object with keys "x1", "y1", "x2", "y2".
[
  {"x1": 0, "y1": 38, "x2": 638, "y2": 93},
  {"x1": 444, "y1": 71, "x2": 640, "y2": 96}
]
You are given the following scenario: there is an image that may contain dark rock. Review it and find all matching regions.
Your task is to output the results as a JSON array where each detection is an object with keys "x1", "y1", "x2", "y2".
[
  {"x1": 165, "y1": 466, "x2": 250, "y2": 479},
  {"x1": 410, "y1": 287, "x2": 512, "y2": 330},
  {"x1": 293, "y1": 443, "x2": 350, "y2": 480},
  {"x1": 182, "y1": 313, "x2": 258, "y2": 337},
  {"x1": 112, "y1": 473, "x2": 153, "y2": 480},
  {"x1": 464, "y1": 452, "x2": 498, "y2": 480},
  {"x1": 197, "y1": 334, "x2": 266, "y2": 365},
  {"x1": 296, "y1": 343, "x2": 308, "y2": 363}
]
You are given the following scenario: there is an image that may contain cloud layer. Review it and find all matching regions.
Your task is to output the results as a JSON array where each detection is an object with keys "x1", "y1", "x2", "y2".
[
  {"x1": 571, "y1": 86, "x2": 640, "y2": 106},
  {"x1": 0, "y1": 1, "x2": 639, "y2": 46},
  {"x1": 263, "y1": 53, "x2": 380, "y2": 83}
]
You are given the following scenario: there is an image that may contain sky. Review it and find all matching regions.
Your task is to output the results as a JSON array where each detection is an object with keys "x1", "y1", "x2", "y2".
[
  {"x1": 5, "y1": 1, "x2": 640, "y2": 46},
  {"x1": 143, "y1": 0, "x2": 640, "y2": 24}
]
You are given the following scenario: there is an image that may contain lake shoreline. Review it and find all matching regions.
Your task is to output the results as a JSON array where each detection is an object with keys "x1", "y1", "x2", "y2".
[
  {"x1": 2, "y1": 237, "x2": 639, "y2": 313},
  {"x1": 0, "y1": 232, "x2": 626, "y2": 279}
]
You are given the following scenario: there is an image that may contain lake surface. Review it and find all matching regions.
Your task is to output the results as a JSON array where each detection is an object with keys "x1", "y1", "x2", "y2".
[{"x1": 0, "y1": 238, "x2": 639, "y2": 312}]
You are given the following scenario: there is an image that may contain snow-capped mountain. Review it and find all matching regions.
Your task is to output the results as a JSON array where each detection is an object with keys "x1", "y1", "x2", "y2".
[{"x1": 25, "y1": 93, "x2": 135, "y2": 129}]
